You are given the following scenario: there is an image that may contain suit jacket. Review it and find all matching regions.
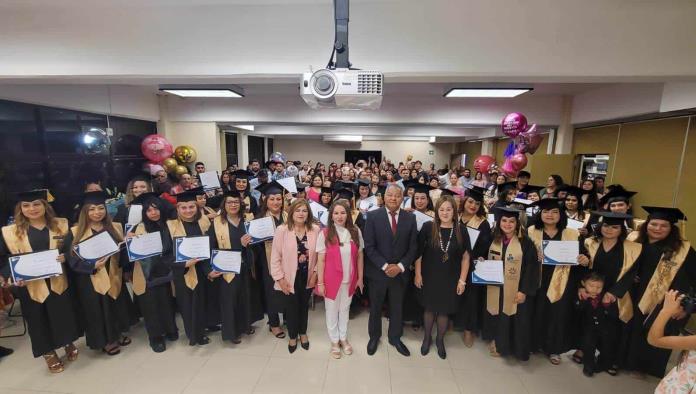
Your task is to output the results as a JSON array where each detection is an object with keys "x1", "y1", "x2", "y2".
[{"x1": 363, "y1": 207, "x2": 418, "y2": 282}]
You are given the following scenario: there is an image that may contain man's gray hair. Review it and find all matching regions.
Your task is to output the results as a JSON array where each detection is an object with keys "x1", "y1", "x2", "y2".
[{"x1": 385, "y1": 184, "x2": 404, "y2": 196}]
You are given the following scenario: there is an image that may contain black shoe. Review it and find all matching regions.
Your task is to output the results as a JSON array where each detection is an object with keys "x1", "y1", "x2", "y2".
[
  {"x1": 436, "y1": 339, "x2": 446, "y2": 360},
  {"x1": 420, "y1": 339, "x2": 431, "y2": 356},
  {"x1": 288, "y1": 341, "x2": 297, "y2": 354},
  {"x1": 149, "y1": 338, "x2": 166, "y2": 353},
  {"x1": 165, "y1": 332, "x2": 179, "y2": 341},
  {"x1": 300, "y1": 339, "x2": 310, "y2": 350},
  {"x1": 367, "y1": 338, "x2": 379, "y2": 356},
  {"x1": 0, "y1": 346, "x2": 13, "y2": 358},
  {"x1": 207, "y1": 325, "x2": 221, "y2": 332},
  {"x1": 389, "y1": 340, "x2": 411, "y2": 357},
  {"x1": 198, "y1": 336, "x2": 210, "y2": 345},
  {"x1": 583, "y1": 368, "x2": 594, "y2": 377}
]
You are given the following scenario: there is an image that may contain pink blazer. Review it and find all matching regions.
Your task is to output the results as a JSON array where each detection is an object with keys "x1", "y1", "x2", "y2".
[{"x1": 270, "y1": 223, "x2": 320, "y2": 293}]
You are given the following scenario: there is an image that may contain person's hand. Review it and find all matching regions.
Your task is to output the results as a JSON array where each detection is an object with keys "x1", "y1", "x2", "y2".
[
  {"x1": 356, "y1": 278, "x2": 364, "y2": 293},
  {"x1": 56, "y1": 254, "x2": 66, "y2": 264},
  {"x1": 662, "y1": 290, "x2": 684, "y2": 318},
  {"x1": 385, "y1": 264, "x2": 400, "y2": 278},
  {"x1": 241, "y1": 234, "x2": 252, "y2": 247},
  {"x1": 514, "y1": 292, "x2": 526, "y2": 304},
  {"x1": 537, "y1": 247, "x2": 543, "y2": 263},
  {"x1": 277, "y1": 278, "x2": 292, "y2": 295},
  {"x1": 456, "y1": 280, "x2": 466, "y2": 295},
  {"x1": 602, "y1": 292, "x2": 617, "y2": 304},
  {"x1": 208, "y1": 271, "x2": 223, "y2": 279},
  {"x1": 578, "y1": 228, "x2": 588, "y2": 237},
  {"x1": 15, "y1": 279, "x2": 26, "y2": 287},
  {"x1": 94, "y1": 257, "x2": 107, "y2": 269},
  {"x1": 185, "y1": 258, "x2": 200, "y2": 268},
  {"x1": 414, "y1": 273, "x2": 423, "y2": 288},
  {"x1": 577, "y1": 254, "x2": 590, "y2": 267},
  {"x1": 126, "y1": 232, "x2": 136, "y2": 239},
  {"x1": 578, "y1": 288, "x2": 589, "y2": 300},
  {"x1": 206, "y1": 213, "x2": 216, "y2": 220},
  {"x1": 316, "y1": 283, "x2": 325, "y2": 297}
]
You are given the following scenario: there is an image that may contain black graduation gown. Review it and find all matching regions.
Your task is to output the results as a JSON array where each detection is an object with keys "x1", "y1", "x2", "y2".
[
  {"x1": 417, "y1": 222, "x2": 471, "y2": 314},
  {"x1": 132, "y1": 223, "x2": 178, "y2": 341},
  {"x1": 207, "y1": 219, "x2": 264, "y2": 342},
  {"x1": 626, "y1": 241, "x2": 696, "y2": 377},
  {"x1": 65, "y1": 229, "x2": 137, "y2": 350},
  {"x1": 454, "y1": 219, "x2": 492, "y2": 332},
  {"x1": 252, "y1": 214, "x2": 284, "y2": 323},
  {"x1": 0, "y1": 227, "x2": 82, "y2": 357},
  {"x1": 482, "y1": 237, "x2": 539, "y2": 361},
  {"x1": 531, "y1": 230, "x2": 585, "y2": 355},
  {"x1": 167, "y1": 220, "x2": 211, "y2": 345}
]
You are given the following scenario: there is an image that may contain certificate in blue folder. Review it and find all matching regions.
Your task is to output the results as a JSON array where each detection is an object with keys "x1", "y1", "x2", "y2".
[
  {"x1": 542, "y1": 240, "x2": 579, "y2": 265},
  {"x1": 174, "y1": 236, "x2": 210, "y2": 263},
  {"x1": 471, "y1": 260, "x2": 504, "y2": 285}
]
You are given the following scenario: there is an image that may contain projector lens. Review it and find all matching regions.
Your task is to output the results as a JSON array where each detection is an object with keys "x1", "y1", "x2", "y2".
[
  {"x1": 315, "y1": 75, "x2": 334, "y2": 94},
  {"x1": 311, "y1": 69, "x2": 337, "y2": 98}
]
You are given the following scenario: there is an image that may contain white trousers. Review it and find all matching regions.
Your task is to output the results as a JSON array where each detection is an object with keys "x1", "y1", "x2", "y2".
[{"x1": 325, "y1": 283, "x2": 352, "y2": 343}]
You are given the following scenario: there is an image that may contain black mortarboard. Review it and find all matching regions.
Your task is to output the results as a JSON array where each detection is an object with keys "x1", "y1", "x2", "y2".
[
  {"x1": 599, "y1": 186, "x2": 636, "y2": 206},
  {"x1": 495, "y1": 206, "x2": 522, "y2": 219},
  {"x1": 498, "y1": 181, "x2": 518, "y2": 193},
  {"x1": 175, "y1": 188, "x2": 205, "y2": 203},
  {"x1": 521, "y1": 185, "x2": 544, "y2": 195},
  {"x1": 255, "y1": 180, "x2": 286, "y2": 196},
  {"x1": 532, "y1": 198, "x2": 563, "y2": 210},
  {"x1": 466, "y1": 186, "x2": 486, "y2": 202},
  {"x1": 320, "y1": 187, "x2": 334, "y2": 195},
  {"x1": 223, "y1": 189, "x2": 242, "y2": 198},
  {"x1": 591, "y1": 211, "x2": 632, "y2": 226},
  {"x1": 517, "y1": 170, "x2": 531, "y2": 178},
  {"x1": 83, "y1": 191, "x2": 108, "y2": 205},
  {"x1": 407, "y1": 180, "x2": 436, "y2": 194},
  {"x1": 295, "y1": 181, "x2": 309, "y2": 190},
  {"x1": 440, "y1": 187, "x2": 462, "y2": 197},
  {"x1": 131, "y1": 192, "x2": 159, "y2": 206},
  {"x1": 16, "y1": 189, "x2": 48, "y2": 203},
  {"x1": 356, "y1": 179, "x2": 371, "y2": 187},
  {"x1": 333, "y1": 180, "x2": 356, "y2": 191},
  {"x1": 560, "y1": 185, "x2": 584, "y2": 200},
  {"x1": 335, "y1": 188, "x2": 355, "y2": 200},
  {"x1": 232, "y1": 170, "x2": 252, "y2": 180},
  {"x1": 642, "y1": 206, "x2": 687, "y2": 224}
]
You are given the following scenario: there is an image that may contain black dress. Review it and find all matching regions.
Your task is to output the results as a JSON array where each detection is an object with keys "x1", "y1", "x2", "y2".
[
  {"x1": 417, "y1": 222, "x2": 471, "y2": 314},
  {"x1": 252, "y1": 214, "x2": 284, "y2": 327},
  {"x1": 65, "y1": 229, "x2": 138, "y2": 350},
  {"x1": 0, "y1": 227, "x2": 82, "y2": 357},
  {"x1": 207, "y1": 219, "x2": 264, "y2": 342},
  {"x1": 626, "y1": 241, "x2": 696, "y2": 377},
  {"x1": 454, "y1": 219, "x2": 492, "y2": 332}
]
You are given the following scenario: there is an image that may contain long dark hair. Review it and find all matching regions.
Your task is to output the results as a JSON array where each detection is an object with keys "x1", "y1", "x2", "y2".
[
  {"x1": 430, "y1": 195, "x2": 464, "y2": 249},
  {"x1": 635, "y1": 219, "x2": 684, "y2": 260},
  {"x1": 591, "y1": 221, "x2": 628, "y2": 242},
  {"x1": 218, "y1": 194, "x2": 247, "y2": 225},
  {"x1": 581, "y1": 178, "x2": 599, "y2": 211},
  {"x1": 142, "y1": 198, "x2": 168, "y2": 232},
  {"x1": 460, "y1": 196, "x2": 486, "y2": 219},
  {"x1": 325, "y1": 200, "x2": 359, "y2": 247},
  {"x1": 410, "y1": 191, "x2": 434, "y2": 212},
  {"x1": 258, "y1": 191, "x2": 284, "y2": 218},
  {"x1": 549, "y1": 174, "x2": 564, "y2": 189},
  {"x1": 533, "y1": 205, "x2": 568, "y2": 230}
]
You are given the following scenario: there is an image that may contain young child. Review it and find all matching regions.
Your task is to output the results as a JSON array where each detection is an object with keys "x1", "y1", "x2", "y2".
[{"x1": 575, "y1": 272, "x2": 612, "y2": 377}]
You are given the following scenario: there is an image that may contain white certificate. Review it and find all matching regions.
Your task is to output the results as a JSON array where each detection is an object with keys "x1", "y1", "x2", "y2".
[
  {"x1": 199, "y1": 171, "x2": 221, "y2": 191},
  {"x1": 73, "y1": 231, "x2": 121, "y2": 263},
  {"x1": 276, "y1": 177, "x2": 298, "y2": 194},
  {"x1": 467, "y1": 227, "x2": 480, "y2": 247},
  {"x1": 487, "y1": 213, "x2": 496, "y2": 227},
  {"x1": 245, "y1": 216, "x2": 276, "y2": 243},
  {"x1": 542, "y1": 240, "x2": 579, "y2": 265},
  {"x1": 513, "y1": 198, "x2": 533, "y2": 206},
  {"x1": 526, "y1": 207, "x2": 536, "y2": 217},
  {"x1": 175, "y1": 236, "x2": 211, "y2": 262},
  {"x1": 566, "y1": 218, "x2": 584, "y2": 230},
  {"x1": 471, "y1": 260, "x2": 504, "y2": 285},
  {"x1": 359, "y1": 196, "x2": 378, "y2": 211},
  {"x1": 9, "y1": 249, "x2": 62, "y2": 283},
  {"x1": 249, "y1": 177, "x2": 259, "y2": 190},
  {"x1": 413, "y1": 210, "x2": 433, "y2": 231},
  {"x1": 211, "y1": 250, "x2": 242, "y2": 273},
  {"x1": 309, "y1": 201, "x2": 329, "y2": 227},
  {"x1": 126, "y1": 231, "x2": 163, "y2": 262},
  {"x1": 401, "y1": 196, "x2": 412, "y2": 209},
  {"x1": 127, "y1": 204, "x2": 143, "y2": 226}
]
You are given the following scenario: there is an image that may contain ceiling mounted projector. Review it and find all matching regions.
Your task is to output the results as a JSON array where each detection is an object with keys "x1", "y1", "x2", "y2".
[{"x1": 300, "y1": 0, "x2": 383, "y2": 110}]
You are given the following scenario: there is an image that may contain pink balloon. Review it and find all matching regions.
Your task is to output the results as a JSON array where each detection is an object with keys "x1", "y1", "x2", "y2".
[
  {"x1": 518, "y1": 124, "x2": 543, "y2": 154},
  {"x1": 502, "y1": 112, "x2": 528, "y2": 138},
  {"x1": 141, "y1": 134, "x2": 174, "y2": 163},
  {"x1": 143, "y1": 162, "x2": 165, "y2": 176},
  {"x1": 501, "y1": 158, "x2": 518, "y2": 178},
  {"x1": 473, "y1": 155, "x2": 496, "y2": 174},
  {"x1": 509, "y1": 153, "x2": 528, "y2": 171}
]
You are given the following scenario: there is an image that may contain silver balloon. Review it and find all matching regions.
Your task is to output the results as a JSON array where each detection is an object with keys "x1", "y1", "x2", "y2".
[
  {"x1": 286, "y1": 165, "x2": 299, "y2": 177},
  {"x1": 81, "y1": 128, "x2": 110, "y2": 155},
  {"x1": 269, "y1": 151, "x2": 287, "y2": 163}
]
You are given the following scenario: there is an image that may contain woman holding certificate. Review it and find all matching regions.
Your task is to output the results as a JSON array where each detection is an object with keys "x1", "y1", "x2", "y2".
[
  {"x1": 527, "y1": 198, "x2": 588, "y2": 365},
  {"x1": 233, "y1": 169, "x2": 259, "y2": 218},
  {"x1": 270, "y1": 199, "x2": 320, "y2": 353},
  {"x1": 127, "y1": 192, "x2": 179, "y2": 353},
  {"x1": 454, "y1": 186, "x2": 492, "y2": 347},
  {"x1": 0, "y1": 190, "x2": 81, "y2": 373},
  {"x1": 207, "y1": 190, "x2": 264, "y2": 344},
  {"x1": 414, "y1": 195, "x2": 471, "y2": 359},
  {"x1": 113, "y1": 176, "x2": 153, "y2": 227},
  {"x1": 65, "y1": 191, "x2": 136, "y2": 356},
  {"x1": 315, "y1": 199, "x2": 364, "y2": 359},
  {"x1": 165, "y1": 188, "x2": 212, "y2": 346},
  {"x1": 254, "y1": 181, "x2": 289, "y2": 339},
  {"x1": 481, "y1": 207, "x2": 538, "y2": 361}
]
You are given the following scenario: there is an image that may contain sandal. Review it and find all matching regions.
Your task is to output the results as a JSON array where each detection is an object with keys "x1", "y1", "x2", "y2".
[
  {"x1": 102, "y1": 344, "x2": 121, "y2": 356},
  {"x1": 340, "y1": 340, "x2": 353, "y2": 355},
  {"x1": 246, "y1": 327, "x2": 256, "y2": 335},
  {"x1": 462, "y1": 331, "x2": 474, "y2": 348},
  {"x1": 607, "y1": 366, "x2": 618, "y2": 376},
  {"x1": 571, "y1": 351, "x2": 583, "y2": 364},
  {"x1": 43, "y1": 352, "x2": 64, "y2": 373},
  {"x1": 119, "y1": 336, "x2": 131, "y2": 346},
  {"x1": 488, "y1": 342, "x2": 500, "y2": 357},
  {"x1": 330, "y1": 343, "x2": 342, "y2": 359},
  {"x1": 269, "y1": 326, "x2": 286, "y2": 339},
  {"x1": 64, "y1": 343, "x2": 79, "y2": 362},
  {"x1": 549, "y1": 354, "x2": 561, "y2": 365}
]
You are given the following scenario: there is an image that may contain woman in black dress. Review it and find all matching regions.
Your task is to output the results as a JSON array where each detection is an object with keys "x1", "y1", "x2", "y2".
[{"x1": 414, "y1": 195, "x2": 471, "y2": 359}]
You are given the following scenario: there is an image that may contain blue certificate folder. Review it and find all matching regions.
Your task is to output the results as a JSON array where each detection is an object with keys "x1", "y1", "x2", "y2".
[
  {"x1": 174, "y1": 236, "x2": 211, "y2": 263},
  {"x1": 210, "y1": 250, "x2": 242, "y2": 274},
  {"x1": 8, "y1": 249, "x2": 62, "y2": 282},
  {"x1": 125, "y1": 232, "x2": 163, "y2": 262},
  {"x1": 244, "y1": 220, "x2": 274, "y2": 244},
  {"x1": 470, "y1": 260, "x2": 504, "y2": 285}
]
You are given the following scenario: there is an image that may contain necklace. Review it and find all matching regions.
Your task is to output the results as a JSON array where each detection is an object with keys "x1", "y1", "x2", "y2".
[{"x1": 439, "y1": 225, "x2": 454, "y2": 262}]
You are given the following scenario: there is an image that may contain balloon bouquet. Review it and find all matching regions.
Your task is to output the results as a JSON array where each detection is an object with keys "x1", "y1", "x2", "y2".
[
  {"x1": 140, "y1": 134, "x2": 198, "y2": 178},
  {"x1": 499, "y1": 112, "x2": 542, "y2": 178}
]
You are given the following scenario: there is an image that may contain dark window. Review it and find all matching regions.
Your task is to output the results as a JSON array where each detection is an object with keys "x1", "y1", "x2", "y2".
[
  {"x1": 248, "y1": 136, "x2": 265, "y2": 167},
  {"x1": 224, "y1": 132, "x2": 238, "y2": 167},
  {"x1": 267, "y1": 137, "x2": 274, "y2": 157}
]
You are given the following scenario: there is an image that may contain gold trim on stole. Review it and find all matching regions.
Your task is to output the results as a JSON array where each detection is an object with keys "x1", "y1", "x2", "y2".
[{"x1": 487, "y1": 237, "x2": 523, "y2": 316}]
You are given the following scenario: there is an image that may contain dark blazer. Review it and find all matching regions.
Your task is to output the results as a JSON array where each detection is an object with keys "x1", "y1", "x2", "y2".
[{"x1": 363, "y1": 207, "x2": 418, "y2": 282}]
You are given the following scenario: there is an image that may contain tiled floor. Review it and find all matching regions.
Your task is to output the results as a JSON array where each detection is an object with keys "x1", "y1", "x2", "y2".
[{"x1": 0, "y1": 301, "x2": 660, "y2": 394}]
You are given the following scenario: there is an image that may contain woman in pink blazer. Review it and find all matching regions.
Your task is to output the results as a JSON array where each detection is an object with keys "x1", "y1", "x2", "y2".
[{"x1": 270, "y1": 199, "x2": 320, "y2": 353}]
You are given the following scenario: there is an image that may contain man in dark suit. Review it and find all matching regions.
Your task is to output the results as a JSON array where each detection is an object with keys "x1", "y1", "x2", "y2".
[{"x1": 363, "y1": 184, "x2": 418, "y2": 356}]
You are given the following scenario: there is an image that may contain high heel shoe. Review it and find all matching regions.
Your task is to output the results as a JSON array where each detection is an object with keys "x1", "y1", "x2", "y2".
[
  {"x1": 64, "y1": 343, "x2": 79, "y2": 361},
  {"x1": 436, "y1": 338, "x2": 446, "y2": 360},
  {"x1": 420, "y1": 337, "x2": 431, "y2": 356},
  {"x1": 288, "y1": 340, "x2": 298, "y2": 354},
  {"x1": 300, "y1": 335, "x2": 310, "y2": 350}
]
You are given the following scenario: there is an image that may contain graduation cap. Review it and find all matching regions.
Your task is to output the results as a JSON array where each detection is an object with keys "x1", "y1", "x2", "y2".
[
  {"x1": 642, "y1": 206, "x2": 687, "y2": 224},
  {"x1": 517, "y1": 170, "x2": 531, "y2": 178},
  {"x1": 131, "y1": 192, "x2": 159, "y2": 206},
  {"x1": 295, "y1": 181, "x2": 309, "y2": 190},
  {"x1": 495, "y1": 206, "x2": 522, "y2": 219},
  {"x1": 591, "y1": 211, "x2": 632, "y2": 226},
  {"x1": 83, "y1": 191, "x2": 108, "y2": 205},
  {"x1": 532, "y1": 198, "x2": 563, "y2": 210},
  {"x1": 599, "y1": 186, "x2": 636, "y2": 206},
  {"x1": 520, "y1": 184, "x2": 544, "y2": 196},
  {"x1": 356, "y1": 179, "x2": 371, "y2": 188},
  {"x1": 466, "y1": 186, "x2": 486, "y2": 202},
  {"x1": 333, "y1": 180, "x2": 356, "y2": 191},
  {"x1": 559, "y1": 185, "x2": 584, "y2": 200},
  {"x1": 232, "y1": 170, "x2": 252, "y2": 180},
  {"x1": 223, "y1": 189, "x2": 242, "y2": 198},
  {"x1": 498, "y1": 181, "x2": 518, "y2": 193},
  {"x1": 16, "y1": 189, "x2": 49, "y2": 203},
  {"x1": 320, "y1": 186, "x2": 334, "y2": 195},
  {"x1": 440, "y1": 187, "x2": 463, "y2": 197},
  {"x1": 174, "y1": 188, "x2": 205, "y2": 203},
  {"x1": 255, "y1": 180, "x2": 287, "y2": 196},
  {"x1": 335, "y1": 188, "x2": 355, "y2": 200}
]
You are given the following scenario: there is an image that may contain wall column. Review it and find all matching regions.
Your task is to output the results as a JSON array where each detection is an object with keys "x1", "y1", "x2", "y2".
[
  {"x1": 554, "y1": 95, "x2": 574, "y2": 154},
  {"x1": 481, "y1": 139, "x2": 495, "y2": 156},
  {"x1": 238, "y1": 132, "x2": 249, "y2": 168}
]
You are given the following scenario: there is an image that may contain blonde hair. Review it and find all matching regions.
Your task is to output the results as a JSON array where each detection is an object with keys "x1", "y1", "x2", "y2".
[
  {"x1": 125, "y1": 178, "x2": 153, "y2": 205},
  {"x1": 13, "y1": 200, "x2": 60, "y2": 238}
]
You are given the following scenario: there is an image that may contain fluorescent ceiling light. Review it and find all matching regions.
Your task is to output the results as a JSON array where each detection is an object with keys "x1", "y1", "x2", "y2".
[
  {"x1": 444, "y1": 88, "x2": 532, "y2": 98},
  {"x1": 323, "y1": 135, "x2": 363, "y2": 142},
  {"x1": 429, "y1": 136, "x2": 437, "y2": 143},
  {"x1": 162, "y1": 89, "x2": 243, "y2": 98},
  {"x1": 234, "y1": 125, "x2": 255, "y2": 131}
]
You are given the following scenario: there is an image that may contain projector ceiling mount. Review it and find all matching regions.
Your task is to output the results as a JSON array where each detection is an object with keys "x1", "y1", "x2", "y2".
[{"x1": 328, "y1": 0, "x2": 350, "y2": 70}]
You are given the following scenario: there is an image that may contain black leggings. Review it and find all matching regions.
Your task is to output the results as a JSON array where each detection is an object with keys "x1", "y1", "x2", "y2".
[
  {"x1": 283, "y1": 267, "x2": 311, "y2": 339},
  {"x1": 423, "y1": 309, "x2": 449, "y2": 346}
]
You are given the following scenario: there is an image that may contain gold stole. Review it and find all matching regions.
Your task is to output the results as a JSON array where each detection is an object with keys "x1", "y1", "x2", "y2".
[
  {"x1": 584, "y1": 238, "x2": 641, "y2": 322},
  {"x1": 1, "y1": 219, "x2": 69, "y2": 303},
  {"x1": 71, "y1": 223, "x2": 124, "y2": 300},
  {"x1": 263, "y1": 212, "x2": 287, "y2": 273},
  {"x1": 527, "y1": 227, "x2": 579, "y2": 302},
  {"x1": 487, "y1": 237, "x2": 523, "y2": 316},
  {"x1": 166, "y1": 216, "x2": 211, "y2": 290},
  {"x1": 131, "y1": 224, "x2": 148, "y2": 295},
  {"x1": 464, "y1": 215, "x2": 485, "y2": 230},
  {"x1": 351, "y1": 209, "x2": 360, "y2": 224},
  {"x1": 212, "y1": 217, "x2": 237, "y2": 283},
  {"x1": 638, "y1": 240, "x2": 691, "y2": 316},
  {"x1": 203, "y1": 206, "x2": 218, "y2": 218},
  {"x1": 423, "y1": 210, "x2": 435, "y2": 218}
]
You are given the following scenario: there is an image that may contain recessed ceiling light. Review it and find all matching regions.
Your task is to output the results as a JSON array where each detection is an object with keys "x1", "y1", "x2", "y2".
[
  {"x1": 444, "y1": 88, "x2": 532, "y2": 98},
  {"x1": 161, "y1": 89, "x2": 243, "y2": 98}
]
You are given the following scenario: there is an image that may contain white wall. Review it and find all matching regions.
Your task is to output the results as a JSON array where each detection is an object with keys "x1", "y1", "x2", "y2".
[
  {"x1": 162, "y1": 121, "x2": 223, "y2": 172},
  {"x1": 570, "y1": 84, "x2": 664, "y2": 124},
  {"x1": 660, "y1": 82, "x2": 696, "y2": 113},
  {"x1": 0, "y1": 84, "x2": 159, "y2": 121}
]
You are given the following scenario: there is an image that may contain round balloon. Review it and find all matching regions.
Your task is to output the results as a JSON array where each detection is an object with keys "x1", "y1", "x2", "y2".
[
  {"x1": 473, "y1": 155, "x2": 496, "y2": 174},
  {"x1": 509, "y1": 153, "x2": 528, "y2": 171},
  {"x1": 501, "y1": 158, "x2": 519, "y2": 178},
  {"x1": 269, "y1": 151, "x2": 287, "y2": 164},
  {"x1": 141, "y1": 134, "x2": 173, "y2": 163},
  {"x1": 502, "y1": 112, "x2": 528, "y2": 138},
  {"x1": 286, "y1": 165, "x2": 299, "y2": 177},
  {"x1": 162, "y1": 157, "x2": 178, "y2": 173},
  {"x1": 82, "y1": 128, "x2": 111, "y2": 155},
  {"x1": 174, "y1": 146, "x2": 197, "y2": 164},
  {"x1": 174, "y1": 165, "x2": 189, "y2": 177}
]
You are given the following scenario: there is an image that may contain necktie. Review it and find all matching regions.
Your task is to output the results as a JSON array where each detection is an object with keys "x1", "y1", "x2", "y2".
[{"x1": 390, "y1": 211, "x2": 397, "y2": 235}]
